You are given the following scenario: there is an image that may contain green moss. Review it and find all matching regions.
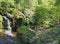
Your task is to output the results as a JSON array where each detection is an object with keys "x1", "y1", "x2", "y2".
[
  {"x1": 0, "y1": 15, "x2": 3, "y2": 32},
  {"x1": 0, "y1": 15, "x2": 3, "y2": 22},
  {"x1": 17, "y1": 25, "x2": 30, "y2": 35}
]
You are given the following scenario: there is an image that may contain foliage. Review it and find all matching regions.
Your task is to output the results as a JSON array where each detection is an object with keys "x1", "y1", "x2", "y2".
[
  {"x1": 0, "y1": 0, "x2": 60, "y2": 44},
  {"x1": 17, "y1": 26, "x2": 60, "y2": 44},
  {"x1": 17, "y1": 25, "x2": 30, "y2": 34},
  {"x1": 17, "y1": 25, "x2": 36, "y2": 44},
  {"x1": 0, "y1": 15, "x2": 3, "y2": 32}
]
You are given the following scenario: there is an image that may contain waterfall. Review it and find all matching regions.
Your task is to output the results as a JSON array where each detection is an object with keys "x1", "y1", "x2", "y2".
[{"x1": 3, "y1": 16, "x2": 14, "y2": 36}]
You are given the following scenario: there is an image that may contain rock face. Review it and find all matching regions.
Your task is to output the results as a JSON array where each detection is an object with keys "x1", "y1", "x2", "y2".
[{"x1": 0, "y1": 15, "x2": 3, "y2": 32}]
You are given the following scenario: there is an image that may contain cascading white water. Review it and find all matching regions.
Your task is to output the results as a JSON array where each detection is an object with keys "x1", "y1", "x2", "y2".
[{"x1": 3, "y1": 16, "x2": 14, "y2": 36}]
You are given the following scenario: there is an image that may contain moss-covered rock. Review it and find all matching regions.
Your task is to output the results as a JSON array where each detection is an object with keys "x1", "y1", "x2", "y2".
[{"x1": 0, "y1": 15, "x2": 3, "y2": 32}]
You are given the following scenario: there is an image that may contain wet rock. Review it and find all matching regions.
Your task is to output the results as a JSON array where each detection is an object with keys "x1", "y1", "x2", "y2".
[{"x1": 0, "y1": 35, "x2": 16, "y2": 44}]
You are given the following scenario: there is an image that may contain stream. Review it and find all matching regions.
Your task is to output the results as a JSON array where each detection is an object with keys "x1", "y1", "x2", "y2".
[
  {"x1": 0, "y1": 35, "x2": 16, "y2": 44},
  {"x1": 0, "y1": 15, "x2": 16, "y2": 44},
  {"x1": 3, "y1": 16, "x2": 14, "y2": 37}
]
